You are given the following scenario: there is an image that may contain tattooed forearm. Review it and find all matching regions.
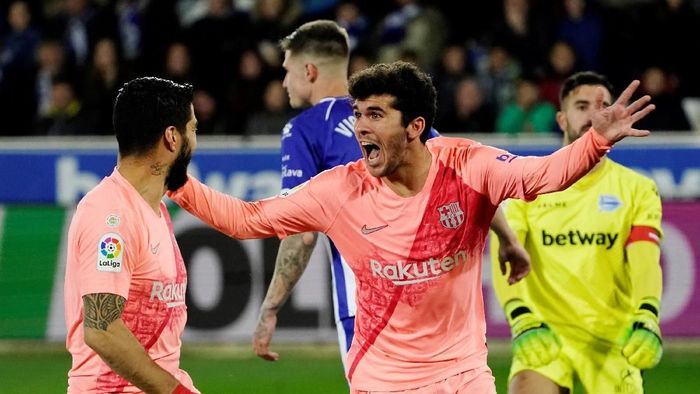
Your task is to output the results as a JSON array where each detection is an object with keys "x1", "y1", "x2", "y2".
[
  {"x1": 150, "y1": 161, "x2": 166, "y2": 176},
  {"x1": 83, "y1": 293, "x2": 126, "y2": 330},
  {"x1": 264, "y1": 233, "x2": 317, "y2": 311},
  {"x1": 278, "y1": 236, "x2": 315, "y2": 286}
]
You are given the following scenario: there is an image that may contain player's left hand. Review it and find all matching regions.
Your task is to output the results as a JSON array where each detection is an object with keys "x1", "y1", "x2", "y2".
[
  {"x1": 591, "y1": 80, "x2": 655, "y2": 143},
  {"x1": 253, "y1": 309, "x2": 280, "y2": 361},
  {"x1": 622, "y1": 299, "x2": 663, "y2": 369},
  {"x1": 498, "y1": 239, "x2": 531, "y2": 285}
]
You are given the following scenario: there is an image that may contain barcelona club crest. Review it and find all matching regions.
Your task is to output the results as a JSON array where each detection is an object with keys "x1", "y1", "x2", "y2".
[{"x1": 438, "y1": 202, "x2": 464, "y2": 229}]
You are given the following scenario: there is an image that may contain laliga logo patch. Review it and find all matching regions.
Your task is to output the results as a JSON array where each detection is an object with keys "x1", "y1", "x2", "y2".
[
  {"x1": 599, "y1": 195, "x2": 622, "y2": 212},
  {"x1": 96, "y1": 232, "x2": 124, "y2": 272}
]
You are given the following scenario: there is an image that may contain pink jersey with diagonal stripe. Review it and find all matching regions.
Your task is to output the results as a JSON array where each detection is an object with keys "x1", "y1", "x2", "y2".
[
  {"x1": 65, "y1": 169, "x2": 198, "y2": 393},
  {"x1": 169, "y1": 130, "x2": 611, "y2": 391}
]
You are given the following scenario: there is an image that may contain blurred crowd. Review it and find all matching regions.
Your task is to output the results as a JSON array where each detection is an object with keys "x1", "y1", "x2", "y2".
[{"x1": 1, "y1": 0, "x2": 699, "y2": 137}]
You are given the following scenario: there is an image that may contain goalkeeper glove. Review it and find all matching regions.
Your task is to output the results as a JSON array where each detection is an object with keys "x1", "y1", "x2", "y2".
[
  {"x1": 505, "y1": 299, "x2": 561, "y2": 367},
  {"x1": 622, "y1": 297, "x2": 663, "y2": 369}
]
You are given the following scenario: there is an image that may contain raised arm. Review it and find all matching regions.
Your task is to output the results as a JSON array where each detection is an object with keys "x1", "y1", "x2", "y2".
[
  {"x1": 82, "y1": 293, "x2": 191, "y2": 394},
  {"x1": 468, "y1": 80, "x2": 654, "y2": 205}
]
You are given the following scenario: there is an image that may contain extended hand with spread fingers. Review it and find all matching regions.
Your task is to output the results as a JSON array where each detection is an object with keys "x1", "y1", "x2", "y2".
[{"x1": 591, "y1": 80, "x2": 655, "y2": 143}]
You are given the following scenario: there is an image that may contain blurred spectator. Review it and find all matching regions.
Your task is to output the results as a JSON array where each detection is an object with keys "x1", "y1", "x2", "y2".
[
  {"x1": 36, "y1": 77, "x2": 95, "y2": 135},
  {"x1": 187, "y1": 0, "x2": 251, "y2": 98},
  {"x1": 488, "y1": 0, "x2": 554, "y2": 75},
  {"x1": 245, "y1": 79, "x2": 297, "y2": 135},
  {"x1": 348, "y1": 50, "x2": 371, "y2": 77},
  {"x1": 641, "y1": 0, "x2": 700, "y2": 97},
  {"x1": 558, "y1": 0, "x2": 603, "y2": 71},
  {"x1": 46, "y1": 0, "x2": 118, "y2": 69},
  {"x1": 437, "y1": 76, "x2": 496, "y2": 133},
  {"x1": 0, "y1": 1, "x2": 41, "y2": 135},
  {"x1": 538, "y1": 40, "x2": 578, "y2": 107},
  {"x1": 250, "y1": 0, "x2": 301, "y2": 68},
  {"x1": 596, "y1": 1, "x2": 648, "y2": 89},
  {"x1": 227, "y1": 48, "x2": 271, "y2": 134},
  {"x1": 434, "y1": 44, "x2": 471, "y2": 122},
  {"x1": 335, "y1": 1, "x2": 369, "y2": 52},
  {"x1": 475, "y1": 45, "x2": 521, "y2": 113},
  {"x1": 193, "y1": 89, "x2": 229, "y2": 134},
  {"x1": 162, "y1": 41, "x2": 193, "y2": 84},
  {"x1": 300, "y1": 0, "x2": 340, "y2": 20},
  {"x1": 176, "y1": 0, "x2": 209, "y2": 27},
  {"x1": 35, "y1": 40, "x2": 75, "y2": 118},
  {"x1": 83, "y1": 38, "x2": 125, "y2": 134},
  {"x1": 496, "y1": 76, "x2": 556, "y2": 135},
  {"x1": 374, "y1": 0, "x2": 448, "y2": 73},
  {"x1": 137, "y1": 1, "x2": 181, "y2": 75},
  {"x1": 0, "y1": 1, "x2": 40, "y2": 72},
  {"x1": 115, "y1": 0, "x2": 147, "y2": 72},
  {"x1": 633, "y1": 66, "x2": 691, "y2": 131},
  {"x1": 436, "y1": 0, "x2": 500, "y2": 44}
]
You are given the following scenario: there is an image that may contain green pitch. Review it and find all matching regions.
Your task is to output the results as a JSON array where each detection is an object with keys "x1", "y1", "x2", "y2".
[{"x1": 1, "y1": 340, "x2": 699, "y2": 393}]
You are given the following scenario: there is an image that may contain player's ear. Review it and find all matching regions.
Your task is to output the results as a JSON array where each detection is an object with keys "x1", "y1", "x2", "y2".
[
  {"x1": 555, "y1": 111, "x2": 567, "y2": 135},
  {"x1": 306, "y1": 63, "x2": 318, "y2": 83},
  {"x1": 407, "y1": 116, "x2": 425, "y2": 142},
  {"x1": 163, "y1": 126, "x2": 178, "y2": 152}
]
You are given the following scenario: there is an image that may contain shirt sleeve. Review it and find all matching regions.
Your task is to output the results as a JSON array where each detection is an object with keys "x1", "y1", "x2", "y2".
[
  {"x1": 281, "y1": 117, "x2": 320, "y2": 192},
  {"x1": 72, "y1": 204, "x2": 134, "y2": 299},
  {"x1": 168, "y1": 171, "x2": 344, "y2": 240},
  {"x1": 464, "y1": 129, "x2": 612, "y2": 205},
  {"x1": 630, "y1": 178, "x2": 664, "y2": 239}
]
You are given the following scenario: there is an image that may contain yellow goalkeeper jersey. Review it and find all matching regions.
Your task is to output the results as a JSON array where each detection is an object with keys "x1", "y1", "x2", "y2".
[{"x1": 495, "y1": 157, "x2": 662, "y2": 343}]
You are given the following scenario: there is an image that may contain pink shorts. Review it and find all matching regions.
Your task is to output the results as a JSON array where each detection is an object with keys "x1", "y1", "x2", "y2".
[{"x1": 351, "y1": 365, "x2": 495, "y2": 394}]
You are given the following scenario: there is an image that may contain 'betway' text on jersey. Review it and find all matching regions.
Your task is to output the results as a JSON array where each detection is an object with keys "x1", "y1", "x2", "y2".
[{"x1": 541, "y1": 230, "x2": 618, "y2": 250}]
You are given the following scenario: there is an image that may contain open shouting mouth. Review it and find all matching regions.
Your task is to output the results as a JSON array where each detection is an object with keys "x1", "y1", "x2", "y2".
[{"x1": 361, "y1": 141, "x2": 381, "y2": 166}]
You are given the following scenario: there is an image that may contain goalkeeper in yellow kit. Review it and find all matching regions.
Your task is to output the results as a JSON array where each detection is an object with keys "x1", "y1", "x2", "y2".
[{"x1": 492, "y1": 71, "x2": 663, "y2": 394}]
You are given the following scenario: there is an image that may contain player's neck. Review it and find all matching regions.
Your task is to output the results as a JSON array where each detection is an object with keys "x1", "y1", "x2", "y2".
[
  {"x1": 117, "y1": 156, "x2": 167, "y2": 215},
  {"x1": 382, "y1": 144, "x2": 432, "y2": 197},
  {"x1": 310, "y1": 76, "x2": 348, "y2": 105}
]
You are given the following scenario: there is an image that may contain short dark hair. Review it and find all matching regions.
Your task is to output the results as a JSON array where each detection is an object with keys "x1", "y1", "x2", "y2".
[
  {"x1": 559, "y1": 71, "x2": 615, "y2": 107},
  {"x1": 279, "y1": 20, "x2": 349, "y2": 61},
  {"x1": 113, "y1": 77, "x2": 193, "y2": 157},
  {"x1": 349, "y1": 61, "x2": 437, "y2": 143}
]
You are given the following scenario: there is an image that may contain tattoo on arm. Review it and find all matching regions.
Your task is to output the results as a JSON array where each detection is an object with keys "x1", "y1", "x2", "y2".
[
  {"x1": 266, "y1": 233, "x2": 317, "y2": 310},
  {"x1": 83, "y1": 293, "x2": 126, "y2": 330}
]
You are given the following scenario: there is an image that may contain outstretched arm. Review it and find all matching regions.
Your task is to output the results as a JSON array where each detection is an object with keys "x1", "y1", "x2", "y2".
[
  {"x1": 469, "y1": 80, "x2": 655, "y2": 205},
  {"x1": 253, "y1": 232, "x2": 318, "y2": 361},
  {"x1": 168, "y1": 176, "x2": 330, "y2": 240}
]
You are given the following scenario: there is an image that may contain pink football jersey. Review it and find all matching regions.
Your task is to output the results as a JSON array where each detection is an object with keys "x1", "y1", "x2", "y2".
[
  {"x1": 65, "y1": 169, "x2": 197, "y2": 393},
  {"x1": 169, "y1": 130, "x2": 610, "y2": 391}
]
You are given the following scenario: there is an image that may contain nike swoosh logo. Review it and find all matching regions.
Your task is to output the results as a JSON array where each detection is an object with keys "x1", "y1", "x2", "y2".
[
  {"x1": 361, "y1": 224, "x2": 389, "y2": 235},
  {"x1": 150, "y1": 242, "x2": 160, "y2": 255}
]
